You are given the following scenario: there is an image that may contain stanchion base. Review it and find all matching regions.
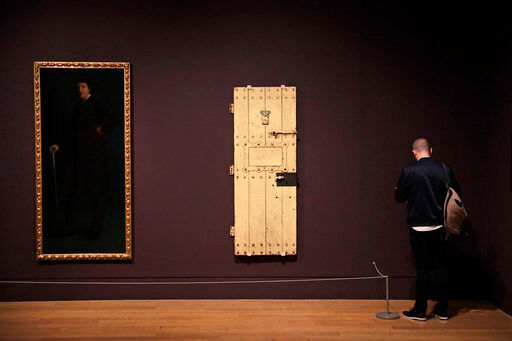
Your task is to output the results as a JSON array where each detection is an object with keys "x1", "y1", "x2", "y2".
[{"x1": 376, "y1": 312, "x2": 400, "y2": 320}]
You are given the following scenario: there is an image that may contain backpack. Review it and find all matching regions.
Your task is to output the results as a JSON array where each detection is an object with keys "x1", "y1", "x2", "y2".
[{"x1": 442, "y1": 163, "x2": 467, "y2": 234}]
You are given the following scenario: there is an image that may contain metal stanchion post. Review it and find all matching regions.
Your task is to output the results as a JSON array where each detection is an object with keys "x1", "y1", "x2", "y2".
[{"x1": 373, "y1": 262, "x2": 400, "y2": 320}]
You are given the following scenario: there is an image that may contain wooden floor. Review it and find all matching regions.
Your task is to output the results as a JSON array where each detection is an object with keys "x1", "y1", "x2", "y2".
[{"x1": 0, "y1": 300, "x2": 511, "y2": 340}]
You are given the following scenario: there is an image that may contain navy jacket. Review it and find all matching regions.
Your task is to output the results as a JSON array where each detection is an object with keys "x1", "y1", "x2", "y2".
[{"x1": 395, "y1": 157, "x2": 461, "y2": 227}]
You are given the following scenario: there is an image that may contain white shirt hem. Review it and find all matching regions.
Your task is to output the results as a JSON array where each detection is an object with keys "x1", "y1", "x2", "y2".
[{"x1": 411, "y1": 225, "x2": 443, "y2": 232}]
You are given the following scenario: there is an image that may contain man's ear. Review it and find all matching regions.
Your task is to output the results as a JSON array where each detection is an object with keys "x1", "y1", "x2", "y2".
[{"x1": 429, "y1": 147, "x2": 433, "y2": 154}]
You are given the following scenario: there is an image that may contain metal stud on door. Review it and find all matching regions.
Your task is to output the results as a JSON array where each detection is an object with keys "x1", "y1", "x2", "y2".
[{"x1": 230, "y1": 85, "x2": 297, "y2": 256}]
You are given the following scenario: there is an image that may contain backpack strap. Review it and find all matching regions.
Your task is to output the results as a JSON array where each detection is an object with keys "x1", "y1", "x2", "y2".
[
  {"x1": 442, "y1": 162, "x2": 451, "y2": 188},
  {"x1": 442, "y1": 163, "x2": 452, "y2": 239}
]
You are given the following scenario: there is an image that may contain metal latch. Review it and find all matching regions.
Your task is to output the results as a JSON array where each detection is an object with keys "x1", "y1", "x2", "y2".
[
  {"x1": 229, "y1": 164, "x2": 234, "y2": 175},
  {"x1": 276, "y1": 172, "x2": 298, "y2": 186},
  {"x1": 260, "y1": 110, "x2": 270, "y2": 125},
  {"x1": 229, "y1": 103, "x2": 234, "y2": 114},
  {"x1": 229, "y1": 226, "x2": 235, "y2": 237},
  {"x1": 270, "y1": 130, "x2": 298, "y2": 138}
]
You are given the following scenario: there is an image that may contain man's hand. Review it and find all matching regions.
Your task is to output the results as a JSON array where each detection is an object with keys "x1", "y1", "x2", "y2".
[
  {"x1": 50, "y1": 144, "x2": 59, "y2": 154},
  {"x1": 96, "y1": 126, "x2": 105, "y2": 136}
]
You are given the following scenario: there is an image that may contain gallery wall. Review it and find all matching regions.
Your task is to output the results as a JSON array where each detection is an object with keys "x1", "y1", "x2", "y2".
[
  {"x1": 0, "y1": 0, "x2": 509, "y2": 313},
  {"x1": 484, "y1": 37, "x2": 512, "y2": 315}
]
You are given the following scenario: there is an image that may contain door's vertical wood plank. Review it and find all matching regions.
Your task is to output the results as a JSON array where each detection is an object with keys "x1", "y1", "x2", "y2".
[
  {"x1": 281, "y1": 87, "x2": 297, "y2": 255},
  {"x1": 248, "y1": 87, "x2": 266, "y2": 256},
  {"x1": 265, "y1": 87, "x2": 284, "y2": 255},
  {"x1": 233, "y1": 87, "x2": 249, "y2": 255}
]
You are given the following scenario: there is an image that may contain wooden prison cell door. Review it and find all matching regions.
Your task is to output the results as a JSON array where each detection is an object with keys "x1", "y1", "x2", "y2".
[{"x1": 231, "y1": 85, "x2": 297, "y2": 256}]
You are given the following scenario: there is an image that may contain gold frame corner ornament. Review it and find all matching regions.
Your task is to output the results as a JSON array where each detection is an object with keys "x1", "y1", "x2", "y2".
[{"x1": 33, "y1": 61, "x2": 132, "y2": 261}]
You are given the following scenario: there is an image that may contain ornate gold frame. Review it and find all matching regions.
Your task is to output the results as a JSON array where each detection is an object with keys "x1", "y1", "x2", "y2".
[{"x1": 33, "y1": 61, "x2": 132, "y2": 261}]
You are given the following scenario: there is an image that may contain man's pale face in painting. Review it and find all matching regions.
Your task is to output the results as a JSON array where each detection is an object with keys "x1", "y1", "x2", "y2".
[{"x1": 77, "y1": 82, "x2": 90, "y2": 100}]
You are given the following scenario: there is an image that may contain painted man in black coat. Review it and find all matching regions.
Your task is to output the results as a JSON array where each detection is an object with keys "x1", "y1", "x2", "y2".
[{"x1": 50, "y1": 80, "x2": 118, "y2": 239}]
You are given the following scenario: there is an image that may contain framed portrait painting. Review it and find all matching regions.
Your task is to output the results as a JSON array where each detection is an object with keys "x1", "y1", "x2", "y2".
[{"x1": 33, "y1": 62, "x2": 132, "y2": 260}]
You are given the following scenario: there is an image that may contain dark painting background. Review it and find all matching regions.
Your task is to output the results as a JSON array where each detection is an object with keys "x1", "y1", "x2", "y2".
[
  {"x1": 0, "y1": 0, "x2": 511, "y2": 315},
  {"x1": 40, "y1": 68, "x2": 126, "y2": 253}
]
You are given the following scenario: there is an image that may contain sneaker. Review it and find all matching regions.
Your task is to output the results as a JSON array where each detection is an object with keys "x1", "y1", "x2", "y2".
[
  {"x1": 432, "y1": 307, "x2": 449, "y2": 320},
  {"x1": 402, "y1": 307, "x2": 427, "y2": 321}
]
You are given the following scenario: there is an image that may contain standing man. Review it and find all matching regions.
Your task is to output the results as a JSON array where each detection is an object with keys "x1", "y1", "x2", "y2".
[{"x1": 394, "y1": 138, "x2": 461, "y2": 321}]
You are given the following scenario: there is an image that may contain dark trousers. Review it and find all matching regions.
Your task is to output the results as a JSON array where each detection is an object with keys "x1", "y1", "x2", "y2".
[{"x1": 409, "y1": 228, "x2": 448, "y2": 312}]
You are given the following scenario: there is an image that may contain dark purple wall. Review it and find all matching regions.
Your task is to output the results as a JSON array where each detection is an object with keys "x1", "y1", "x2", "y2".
[
  {"x1": 0, "y1": 0, "x2": 509, "y2": 311},
  {"x1": 484, "y1": 29, "x2": 512, "y2": 315}
]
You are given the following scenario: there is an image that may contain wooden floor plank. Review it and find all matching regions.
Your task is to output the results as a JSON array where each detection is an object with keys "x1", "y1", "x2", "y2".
[{"x1": 0, "y1": 300, "x2": 510, "y2": 340}]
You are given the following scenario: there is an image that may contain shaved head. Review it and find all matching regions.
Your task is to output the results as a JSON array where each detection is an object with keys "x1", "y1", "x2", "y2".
[{"x1": 412, "y1": 138, "x2": 431, "y2": 152}]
